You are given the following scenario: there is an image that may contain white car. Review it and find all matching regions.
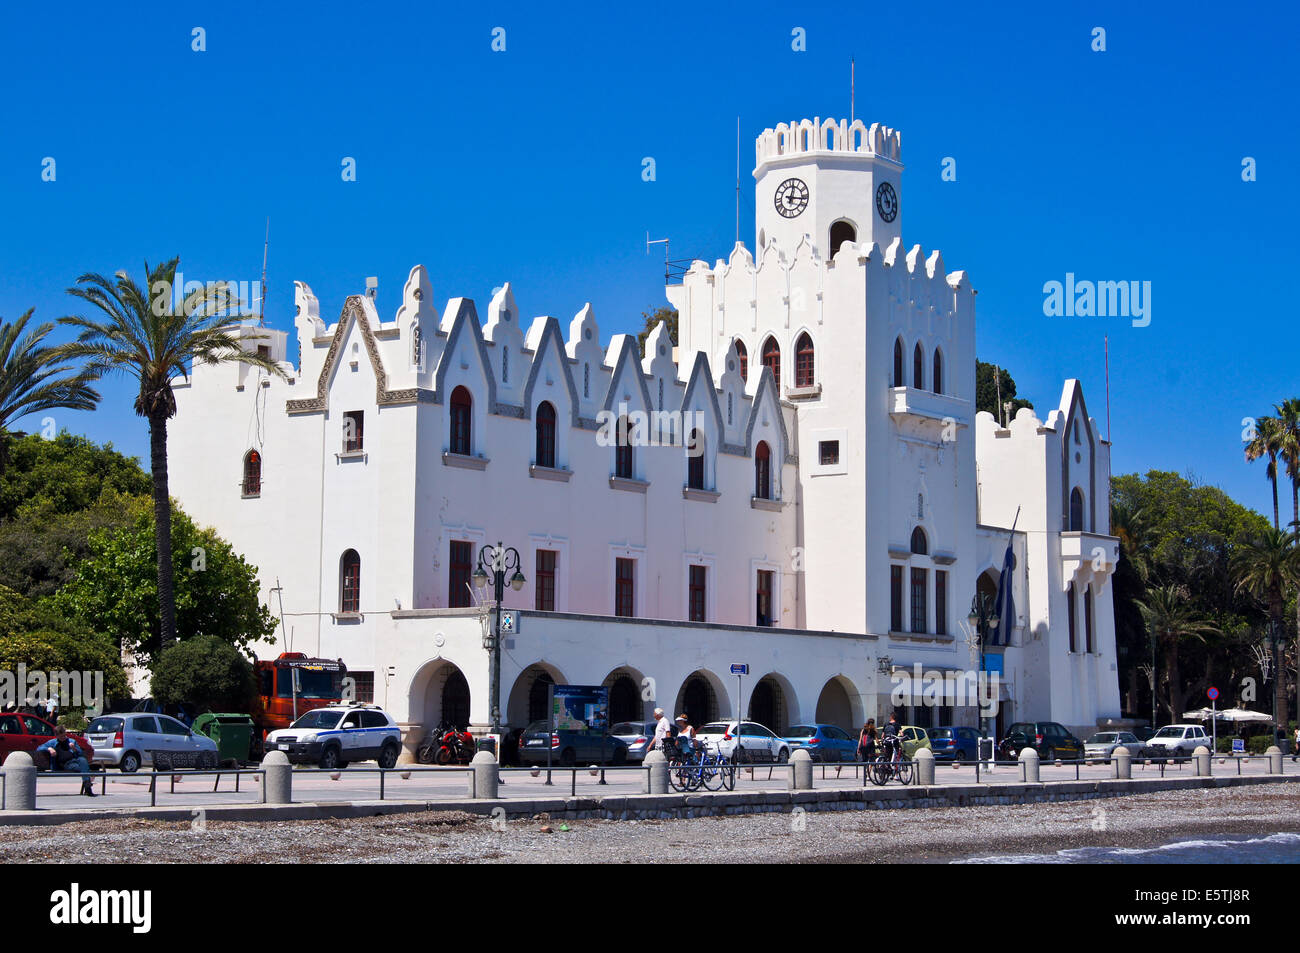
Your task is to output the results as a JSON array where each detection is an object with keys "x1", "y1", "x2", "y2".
[
  {"x1": 1143, "y1": 724, "x2": 1213, "y2": 760},
  {"x1": 85, "y1": 713, "x2": 219, "y2": 773},
  {"x1": 694, "y1": 721, "x2": 790, "y2": 763},
  {"x1": 264, "y1": 704, "x2": 402, "y2": 769}
]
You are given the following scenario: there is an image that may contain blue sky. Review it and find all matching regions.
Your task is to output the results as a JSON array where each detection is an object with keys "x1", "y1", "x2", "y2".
[{"x1": 1, "y1": 1, "x2": 1295, "y2": 519}]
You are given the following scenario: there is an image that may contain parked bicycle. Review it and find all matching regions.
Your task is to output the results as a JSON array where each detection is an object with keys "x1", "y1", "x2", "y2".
[
  {"x1": 870, "y1": 736, "x2": 912, "y2": 785},
  {"x1": 667, "y1": 736, "x2": 734, "y2": 792}
]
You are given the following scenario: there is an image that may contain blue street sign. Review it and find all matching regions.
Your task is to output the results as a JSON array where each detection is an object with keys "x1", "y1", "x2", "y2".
[
  {"x1": 1207, "y1": 687, "x2": 1219, "y2": 701},
  {"x1": 730, "y1": 664, "x2": 749, "y2": 676}
]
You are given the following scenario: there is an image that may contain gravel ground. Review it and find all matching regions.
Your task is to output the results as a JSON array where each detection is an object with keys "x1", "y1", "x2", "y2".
[{"x1": 2, "y1": 786, "x2": 1296, "y2": 864}]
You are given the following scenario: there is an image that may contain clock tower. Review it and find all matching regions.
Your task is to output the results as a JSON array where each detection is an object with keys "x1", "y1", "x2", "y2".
[{"x1": 754, "y1": 118, "x2": 902, "y2": 258}]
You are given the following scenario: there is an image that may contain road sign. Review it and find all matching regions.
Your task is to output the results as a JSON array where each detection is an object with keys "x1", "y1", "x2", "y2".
[
  {"x1": 730, "y1": 663, "x2": 749, "y2": 676},
  {"x1": 1232, "y1": 738, "x2": 1245, "y2": 754},
  {"x1": 1207, "y1": 687, "x2": 1219, "y2": 701}
]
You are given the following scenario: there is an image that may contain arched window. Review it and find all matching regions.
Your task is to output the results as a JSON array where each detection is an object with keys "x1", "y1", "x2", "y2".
[
  {"x1": 829, "y1": 220, "x2": 856, "y2": 257},
  {"x1": 242, "y1": 450, "x2": 262, "y2": 497},
  {"x1": 615, "y1": 415, "x2": 634, "y2": 479},
  {"x1": 1069, "y1": 487, "x2": 1085, "y2": 532},
  {"x1": 535, "y1": 401, "x2": 556, "y2": 469},
  {"x1": 583, "y1": 363, "x2": 590, "y2": 398},
  {"x1": 687, "y1": 429, "x2": 705, "y2": 490},
  {"x1": 910, "y1": 526, "x2": 928, "y2": 555},
  {"x1": 754, "y1": 441, "x2": 771, "y2": 500},
  {"x1": 727, "y1": 392, "x2": 733, "y2": 426},
  {"x1": 761, "y1": 337, "x2": 781, "y2": 388},
  {"x1": 340, "y1": 550, "x2": 361, "y2": 614},
  {"x1": 932, "y1": 349, "x2": 943, "y2": 395},
  {"x1": 893, "y1": 338, "x2": 905, "y2": 387},
  {"x1": 795, "y1": 333, "x2": 814, "y2": 388},
  {"x1": 502, "y1": 347, "x2": 509, "y2": 383},
  {"x1": 913, "y1": 343, "x2": 924, "y2": 389},
  {"x1": 449, "y1": 386, "x2": 472, "y2": 455},
  {"x1": 734, "y1": 339, "x2": 748, "y2": 382}
]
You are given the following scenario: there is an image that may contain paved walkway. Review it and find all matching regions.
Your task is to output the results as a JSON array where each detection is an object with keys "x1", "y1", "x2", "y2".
[{"x1": 20, "y1": 754, "x2": 1286, "y2": 813}]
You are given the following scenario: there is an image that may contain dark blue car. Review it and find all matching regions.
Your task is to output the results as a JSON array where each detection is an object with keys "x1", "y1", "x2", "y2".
[
  {"x1": 782, "y1": 724, "x2": 858, "y2": 762},
  {"x1": 928, "y1": 726, "x2": 983, "y2": 761}
]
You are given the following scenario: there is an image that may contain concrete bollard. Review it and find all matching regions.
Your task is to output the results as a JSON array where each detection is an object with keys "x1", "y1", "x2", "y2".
[
  {"x1": 470, "y1": 750, "x2": 498, "y2": 799},
  {"x1": 1266, "y1": 745, "x2": 1282, "y2": 775},
  {"x1": 262, "y1": 750, "x2": 292, "y2": 804},
  {"x1": 788, "y1": 748, "x2": 813, "y2": 790},
  {"x1": 1019, "y1": 746, "x2": 1040, "y2": 783},
  {"x1": 1113, "y1": 746, "x2": 1132, "y2": 779},
  {"x1": 2, "y1": 751, "x2": 37, "y2": 811},
  {"x1": 1193, "y1": 745, "x2": 1211, "y2": 776},
  {"x1": 643, "y1": 749, "x2": 668, "y2": 794},
  {"x1": 914, "y1": 747, "x2": 935, "y2": 785}
]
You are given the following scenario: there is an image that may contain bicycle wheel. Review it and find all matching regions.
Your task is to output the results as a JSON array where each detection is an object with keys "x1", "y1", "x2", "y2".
[
  {"x1": 897, "y1": 760, "x2": 913, "y2": 785},
  {"x1": 870, "y1": 757, "x2": 889, "y2": 786},
  {"x1": 668, "y1": 762, "x2": 687, "y2": 792},
  {"x1": 720, "y1": 757, "x2": 736, "y2": 790}
]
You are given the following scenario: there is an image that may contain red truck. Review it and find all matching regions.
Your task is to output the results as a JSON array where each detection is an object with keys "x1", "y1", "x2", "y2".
[{"x1": 250, "y1": 653, "x2": 348, "y2": 757}]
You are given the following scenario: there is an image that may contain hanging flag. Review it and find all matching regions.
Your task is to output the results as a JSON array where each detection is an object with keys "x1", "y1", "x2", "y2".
[{"x1": 991, "y1": 507, "x2": 1020, "y2": 646}]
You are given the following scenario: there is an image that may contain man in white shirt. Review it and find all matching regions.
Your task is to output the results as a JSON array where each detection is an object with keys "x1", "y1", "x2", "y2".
[{"x1": 650, "y1": 707, "x2": 672, "y2": 753}]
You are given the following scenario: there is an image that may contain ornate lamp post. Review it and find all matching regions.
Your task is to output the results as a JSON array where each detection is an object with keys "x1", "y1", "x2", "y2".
[
  {"x1": 967, "y1": 592, "x2": 1000, "y2": 738},
  {"x1": 473, "y1": 541, "x2": 525, "y2": 737}
]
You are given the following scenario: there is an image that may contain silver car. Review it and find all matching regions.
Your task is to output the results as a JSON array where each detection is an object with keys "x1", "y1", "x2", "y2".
[
  {"x1": 85, "y1": 713, "x2": 219, "y2": 772},
  {"x1": 1083, "y1": 731, "x2": 1144, "y2": 763},
  {"x1": 610, "y1": 721, "x2": 658, "y2": 762}
]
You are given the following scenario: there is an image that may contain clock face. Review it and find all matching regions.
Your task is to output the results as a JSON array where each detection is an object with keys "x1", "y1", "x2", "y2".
[
  {"x1": 774, "y1": 178, "x2": 809, "y2": 218},
  {"x1": 875, "y1": 181, "x2": 898, "y2": 223}
]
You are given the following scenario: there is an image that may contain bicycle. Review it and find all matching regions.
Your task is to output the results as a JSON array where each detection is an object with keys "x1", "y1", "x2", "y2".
[{"x1": 870, "y1": 738, "x2": 912, "y2": 785}]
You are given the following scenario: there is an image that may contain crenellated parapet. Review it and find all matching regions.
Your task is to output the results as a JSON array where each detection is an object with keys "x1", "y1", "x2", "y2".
[{"x1": 755, "y1": 118, "x2": 902, "y2": 169}]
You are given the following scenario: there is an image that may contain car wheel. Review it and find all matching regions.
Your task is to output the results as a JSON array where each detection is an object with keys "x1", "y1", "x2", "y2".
[
  {"x1": 120, "y1": 751, "x2": 141, "y2": 773},
  {"x1": 777, "y1": 748, "x2": 789, "y2": 764},
  {"x1": 734, "y1": 746, "x2": 746, "y2": 764},
  {"x1": 957, "y1": 749, "x2": 969, "y2": 763},
  {"x1": 1045, "y1": 747, "x2": 1056, "y2": 761},
  {"x1": 319, "y1": 745, "x2": 341, "y2": 770},
  {"x1": 378, "y1": 743, "x2": 399, "y2": 769},
  {"x1": 560, "y1": 748, "x2": 576, "y2": 767}
]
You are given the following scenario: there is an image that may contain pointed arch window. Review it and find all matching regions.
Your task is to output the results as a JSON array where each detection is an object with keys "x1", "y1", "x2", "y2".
[
  {"x1": 735, "y1": 339, "x2": 748, "y2": 382},
  {"x1": 932, "y1": 349, "x2": 943, "y2": 394},
  {"x1": 340, "y1": 550, "x2": 361, "y2": 614},
  {"x1": 913, "y1": 343, "x2": 924, "y2": 389},
  {"x1": 893, "y1": 338, "x2": 905, "y2": 387},
  {"x1": 687, "y1": 429, "x2": 705, "y2": 490},
  {"x1": 502, "y1": 346, "x2": 509, "y2": 383},
  {"x1": 754, "y1": 440, "x2": 772, "y2": 500},
  {"x1": 583, "y1": 363, "x2": 590, "y2": 398},
  {"x1": 450, "y1": 386, "x2": 472, "y2": 455},
  {"x1": 242, "y1": 450, "x2": 262, "y2": 497},
  {"x1": 910, "y1": 526, "x2": 928, "y2": 555},
  {"x1": 761, "y1": 338, "x2": 781, "y2": 388},
  {"x1": 795, "y1": 332, "x2": 814, "y2": 388},
  {"x1": 536, "y1": 401, "x2": 556, "y2": 469},
  {"x1": 1069, "y1": 487, "x2": 1085, "y2": 532},
  {"x1": 615, "y1": 415, "x2": 634, "y2": 479},
  {"x1": 727, "y1": 392, "x2": 733, "y2": 426}
]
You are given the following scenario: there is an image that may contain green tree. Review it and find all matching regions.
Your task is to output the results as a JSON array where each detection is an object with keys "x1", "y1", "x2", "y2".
[
  {"x1": 0, "y1": 585, "x2": 129, "y2": 704},
  {"x1": 54, "y1": 507, "x2": 278, "y2": 669},
  {"x1": 636, "y1": 307, "x2": 678, "y2": 353},
  {"x1": 57, "y1": 259, "x2": 285, "y2": 648},
  {"x1": 150, "y1": 635, "x2": 256, "y2": 714},
  {"x1": 975, "y1": 361, "x2": 1033, "y2": 423},
  {"x1": 1232, "y1": 528, "x2": 1300, "y2": 738},
  {"x1": 1137, "y1": 585, "x2": 1221, "y2": 724},
  {"x1": 0, "y1": 310, "x2": 100, "y2": 478}
]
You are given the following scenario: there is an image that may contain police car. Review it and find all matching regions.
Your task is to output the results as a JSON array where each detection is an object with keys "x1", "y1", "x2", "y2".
[{"x1": 263, "y1": 703, "x2": 402, "y2": 769}]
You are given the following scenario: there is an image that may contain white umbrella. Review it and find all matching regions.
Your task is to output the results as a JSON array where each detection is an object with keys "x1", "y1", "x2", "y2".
[
  {"x1": 1217, "y1": 707, "x2": 1273, "y2": 724},
  {"x1": 1182, "y1": 707, "x2": 1223, "y2": 721}
]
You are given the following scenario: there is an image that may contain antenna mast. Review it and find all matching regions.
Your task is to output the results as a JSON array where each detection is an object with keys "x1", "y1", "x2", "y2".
[
  {"x1": 1105, "y1": 335, "x2": 1112, "y2": 443},
  {"x1": 851, "y1": 58, "x2": 855, "y2": 124},
  {"x1": 735, "y1": 116, "x2": 741, "y2": 245},
  {"x1": 259, "y1": 217, "x2": 270, "y2": 326}
]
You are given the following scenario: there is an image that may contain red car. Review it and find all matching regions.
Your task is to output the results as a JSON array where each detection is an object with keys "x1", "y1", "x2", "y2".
[{"x1": 0, "y1": 712, "x2": 95, "y2": 768}]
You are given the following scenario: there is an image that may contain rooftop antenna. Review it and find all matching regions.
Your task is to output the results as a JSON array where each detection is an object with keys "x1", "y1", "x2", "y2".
[
  {"x1": 850, "y1": 58, "x2": 855, "y2": 125},
  {"x1": 735, "y1": 116, "x2": 741, "y2": 245},
  {"x1": 259, "y1": 217, "x2": 270, "y2": 326},
  {"x1": 270, "y1": 577, "x2": 289, "y2": 653},
  {"x1": 1105, "y1": 335, "x2": 1112, "y2": 443},
  {"x1": 646, "y1": 233, "x2": 670, "y2": 282}
]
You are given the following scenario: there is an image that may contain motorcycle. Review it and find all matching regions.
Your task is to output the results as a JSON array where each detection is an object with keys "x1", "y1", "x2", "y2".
[{"x1": 416, "y1": 721, "x2": 476, "y2": 765}]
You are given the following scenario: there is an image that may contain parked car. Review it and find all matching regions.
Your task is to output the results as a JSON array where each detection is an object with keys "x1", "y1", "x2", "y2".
[
  {"x1": 928, "y1": 726, "x2": 983, "y2": 761},
  {"x1": 264, "y1": 703, "x2": 402, "y2": 768},
  {"x1": 610, "y1": 721, "x2": 658, "y2": 763},
  {"x1": 518, "y1": 721, "x2": 628, "y2": 766},
  {"x1": 898, "y1": 726, "x2": 931, "y2": 759},
  {"x1": 84, "y1": 712, "x2": 218, "y2": 772},
  {"x1": 999, "y1": 722, "x2": 1085, "y2": 761},
  {"x1": 782, "y1": 724, "x2": 858, "y2": 762},
  {"x1": 695, "y1": 721, "x2": 790, "y2": 763},
  {"x1": 1084, "y1": 731, "x2": 1145, "y2": 763},
  {"x1": 1141, "y1": 724, "x2": 1213, "y2": 761},
  {"x1": 0, "y1": 712, "x2": 94, "y2": 767}
]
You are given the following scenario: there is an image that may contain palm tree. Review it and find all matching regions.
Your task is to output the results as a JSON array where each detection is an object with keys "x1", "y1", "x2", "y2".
[
  {"x1": 57, "y1": 258, "x2": 284, "y2": 651},
  {"x1": 1232, "y1": 528, "x2": 1300, "y2": 742},
  {"x1": 1245, "y1": 415, "x2": 1283, "y2": 530},
  {"x1": 1137, "y1": 585, "x2": 1221, "y2": 724},
  {"x1": 0, "y1": 309, "x2": 100, "y2": 480}
]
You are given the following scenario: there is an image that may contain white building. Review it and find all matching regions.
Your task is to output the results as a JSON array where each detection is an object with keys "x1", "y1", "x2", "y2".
[{"x1": 169, "y1": 117, "x2": 1123, "y2": 755}]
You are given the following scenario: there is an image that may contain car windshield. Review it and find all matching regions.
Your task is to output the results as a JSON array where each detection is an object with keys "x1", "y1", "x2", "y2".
[
  {"x1": 785, "y1": 726, "x2": 816, "y2": 737},
  {"x1": 1087, "y1": 733, "x2": 1117, "y2": 743},
  {"x1": 86, "y1": 717, "x2": 123, "y2": 733},
  {"x1": 1152, "y1": 727, "x2": 1185, "y2": 738},
  {"x1": 698, "y1": 724, "x2": 730, "y2": 735},
  {"x1": 290, "y1": 710, "x2": 343, "y2": 730},
  {"x1": 524, "y1": 721, "x2": 551, "y2": 734},
  {"x1": 610, "y1": 723, "x2": 644, "y2": 735},
  {"x1": 931, "y1": 729, "x2": 954, "y2": 739}
]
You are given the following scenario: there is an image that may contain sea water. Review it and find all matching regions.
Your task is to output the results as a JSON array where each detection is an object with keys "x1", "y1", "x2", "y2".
[{"x1": 953, "y1": 831, "x2": 1300, "y2": 864}]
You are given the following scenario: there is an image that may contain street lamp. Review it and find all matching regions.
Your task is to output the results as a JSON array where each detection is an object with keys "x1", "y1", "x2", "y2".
[{"x1": 475, "y1": 541, "x2": 525, "y2": 738}]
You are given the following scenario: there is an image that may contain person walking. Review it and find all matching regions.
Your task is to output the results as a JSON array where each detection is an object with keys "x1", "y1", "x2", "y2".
[{"x1": 858, "y1": 719, "x2": 877, "y2": 764}]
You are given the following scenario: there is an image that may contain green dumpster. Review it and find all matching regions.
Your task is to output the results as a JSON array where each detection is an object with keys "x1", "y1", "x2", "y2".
[{"x1": 192, "y1": 713, "x2": 255, "y2": 766}]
